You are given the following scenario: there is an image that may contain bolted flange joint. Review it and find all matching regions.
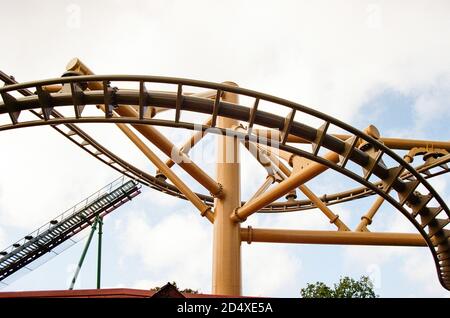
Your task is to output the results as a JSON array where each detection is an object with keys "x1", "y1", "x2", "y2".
[
  {"x1": 246, "y1": 226, "x2": 253, "y2": 244},
  {"x1": 232, "y1": 208, "x2": 246, "y2": 223},
  {"x1": 360, "y1": 215, "x2": 373, "y2": 225},
  {"x1": 329, "y1": 214, "x2": 340, "y2": 224},
  {"x1": 210, "y1": 183, "x2": 224, "y2": 199},
  {"x1": 200, "y1": 206, "x2": 212, "y2": 218}
]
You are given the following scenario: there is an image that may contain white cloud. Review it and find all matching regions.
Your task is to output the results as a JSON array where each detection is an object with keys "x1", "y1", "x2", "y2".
[
  {"x1": 118, "y1": 210, "x2": 213, "y2": 293},
  {"x1": 411, "y1": 76, "x2": 450, "y2": 130},
  {"x1": 118, "y1": 205, "x2": 306, "y2": 296},
  {"x1": 400, "y1": 248, "x2": 449, "y2": 297},
  {"x1": 131, "y1": 279, "x2": 165, "y2": 291},
  {"x1": 0, "y1": 227, "x2": 5, "y2": 248},
  {"x1": 0, "y1": 127, "x2": 115, "y2": 230},
  {"x1": 1, "y1": 0, "x2": 450, "y2": 297},
  {"x1": 343, "y1": 210, "x2": 450, "y2": 297},
  {"x1": 242, "y1": 243, "x2": 302, "y2": 297}
]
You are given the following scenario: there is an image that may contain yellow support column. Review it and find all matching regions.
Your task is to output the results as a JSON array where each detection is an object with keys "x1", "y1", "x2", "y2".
[{"x1": 212, "y1": 82, "x2": 242, "y2": 296}]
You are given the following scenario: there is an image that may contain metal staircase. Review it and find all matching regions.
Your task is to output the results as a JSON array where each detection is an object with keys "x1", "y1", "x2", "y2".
[{"x1": 0, "y1": 176, "x2": 141, "y2": 287}]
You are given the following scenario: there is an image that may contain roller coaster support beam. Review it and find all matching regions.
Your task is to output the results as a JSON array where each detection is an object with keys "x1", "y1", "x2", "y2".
[
  {"x1": 162, "y1": 117, "x2": 212, "y2": 170},
  {"x1": 355, "y1": 155, "x2": 413, "y2": 232},
  {"x1": 101, "y1": 107, "x2": 214, "y2": 223},
  {"x1": 113, "y1": 105, "x2": 222, "y2": 197},
  {"x1": 235, "y1": 125, "x2": 350, "y2": 231},
  {"x1": 253, "y1": 129, "x2": 450, "y2": 152},
  {"x1": 232, "y1": 151, "x2": 339, "y2": 222},
  {"x1": 241, "y1": 228, "x2": 427, "y2": 247},
  {"x1": 212, "y1": 84, "x2": 242, "y2": 296},
  {"x1": 66, "y1": 58, "x2": 223, "y2": 198}
]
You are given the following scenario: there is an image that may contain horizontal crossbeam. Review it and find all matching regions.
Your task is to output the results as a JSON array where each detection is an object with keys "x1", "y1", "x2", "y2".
[{"x1": 241, "y1": 227, "x2": 427, "y2": 246}]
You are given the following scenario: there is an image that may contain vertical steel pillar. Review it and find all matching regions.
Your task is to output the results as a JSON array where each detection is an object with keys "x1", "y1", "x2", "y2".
[
  {"x1": 212, "y1": 83, "x2": 242, "y2": 295},
  {"x1": 69, "y1": 217, "x2": 99, "y2": 290},
  {"x1": 97, "y1": 217, "x2": 103, "y2": 289}
]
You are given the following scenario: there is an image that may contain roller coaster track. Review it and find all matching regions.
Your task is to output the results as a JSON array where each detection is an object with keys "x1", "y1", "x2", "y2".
[
  {"x1": 0, "y1": 74, "x2": 449, "y2": 290},
  {"x1": 1, "y1": 72, "x2": 449, "y2": 214},
  {"x1": 1, "y1": 72, "x2": 448, "y2": 213},
  {"x1": 0, "y1": 71, "x2": 205, "y2": 204},
  {"x1": 0, "y1": 176, "x2": 141, "y2": 286}
]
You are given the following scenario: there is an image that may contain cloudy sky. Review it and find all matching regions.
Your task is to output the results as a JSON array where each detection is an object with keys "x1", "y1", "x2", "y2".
[{"x1": 1, "y1": 0, "x2": 450, "y2": 297}]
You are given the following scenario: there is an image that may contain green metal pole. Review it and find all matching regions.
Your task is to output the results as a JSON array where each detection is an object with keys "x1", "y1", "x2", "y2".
[
  {"x1": 97, "y1": 217, "x2": 103, "y2": 289},
  {"x1": 69, "y1": 217, "x2": 99, "y2": 290}
]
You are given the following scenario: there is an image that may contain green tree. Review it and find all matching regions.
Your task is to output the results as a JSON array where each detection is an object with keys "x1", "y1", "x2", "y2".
[
  {"x1": 301, "y1": 276, "x2": 378, "y2": 298},
  {"x1": 300, "y1": 281, "x2": 334, "y2": 298}
]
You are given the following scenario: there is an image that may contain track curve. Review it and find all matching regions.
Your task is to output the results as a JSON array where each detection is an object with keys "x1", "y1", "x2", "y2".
[{"x1": 0, "y1": 75, "x2": 449, "y2": 289}]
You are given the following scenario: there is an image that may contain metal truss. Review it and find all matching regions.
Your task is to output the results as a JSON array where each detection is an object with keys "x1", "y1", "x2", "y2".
[{"x1": 0, "y1": 59, "x2": 449, "y2": 293}]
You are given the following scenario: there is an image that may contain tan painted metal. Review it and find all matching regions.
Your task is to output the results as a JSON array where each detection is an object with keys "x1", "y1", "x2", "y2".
[
  {"x1": 97, "y1": 105, "x2": 214, "y2": 223},
  {"x1": 156, "y1": 92, "x2": 225, "y2": 172},
  {"x1": 162, "y1": 117, "x2": 212, "y2": 170},
  {"x1": 355, "y1": 196, "x2": 384, "y2": 232},
  {"x1": 277, "y1": 149, "x2": 296, "y2": 164},
  {"x1": 253, "y1": 128, "x2": 350, "y2": 145},
  {"x1": 355, "y1": 154, "x2": 413, "y2": 232},
  {"x1": 268, "y1": 127, "x2": 405, "y2": 232},
  {"x1": 287, "y1": 134, "x2": 450, "y2": 151},
  {"x1": 212, "y1": 83, "x2": 242, "y2": 296},
  {"x1": 263, "y1": 148, "x2": 349, "y2": 231},
  {"x1": 36, "y1": 60, "x2": 445, "y2": 292},
  {"x1": 236, "y1": 127, "x2": 350, "y2": 231},
  {"x1": 233, "y1": 125, "x2": 278, "y2": 175},
  {"x1": 42, "y1": 84, "x2": 62, "y2": 92},
  {"x1": 242, "y1": 228, "x2": 427, "y2": 246},
  {"x1": 380, "y1": 138, "x2": 450, "y2": 151},
  {"x1": 232, "y1": 150, "x2": 339, "y2": 222},
  {"x1": 3, "y1": 64, "x2": 449, "y2": 293},
  {"x1": 254, "y1": 128, "x2": 450, "y2": 152},
  {"x1": 299, "y1": 185, "x2": 350, "y2": 231},
  {"x1": 257, "y1": 144, "x2": 291, "y2": 177},
  {"x1": 115, "y1": 105, "x2": 222, "y2": 197},
  {"x1": 242, "y1": 175, "x2": 276, "y2": 209},
  {"x1": 67, "y1": 58, "x2": 222, "y2": 197},
  {"x1": 66, "y1": 58, "x2": 96, "y2": 75},
  {"x1": 130, "y1": 91, "x2": 220, "y2": 119}
]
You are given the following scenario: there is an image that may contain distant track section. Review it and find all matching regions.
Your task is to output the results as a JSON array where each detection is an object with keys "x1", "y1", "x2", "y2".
[{"x1": 0, "y1": 176, "x2": 141, "y2": 287}]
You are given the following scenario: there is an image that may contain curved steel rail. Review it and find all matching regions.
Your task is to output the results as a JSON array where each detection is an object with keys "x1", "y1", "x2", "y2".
[
  {"x1": 273, "y1": 155, "x2": 450, "y2": 213},
  {"x1": 1, "y1": 72, "x2": 449, "y2": 213},
  {"x1": 0, "y1": 71, "x2": 209, "y2": 205},
  {"x1": 0, "y1": 75, "x2": 449, "y2": 289}
]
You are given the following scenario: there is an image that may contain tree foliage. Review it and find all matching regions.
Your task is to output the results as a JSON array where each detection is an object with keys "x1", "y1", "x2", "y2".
[{"x1": 301, "y1": 276, "x2": 378, "y2": 298}]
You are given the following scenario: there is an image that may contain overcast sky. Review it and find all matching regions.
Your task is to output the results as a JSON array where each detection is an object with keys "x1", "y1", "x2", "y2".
[{"x1": 1, "y1": 0, "x2": 450, "y2": 297}]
